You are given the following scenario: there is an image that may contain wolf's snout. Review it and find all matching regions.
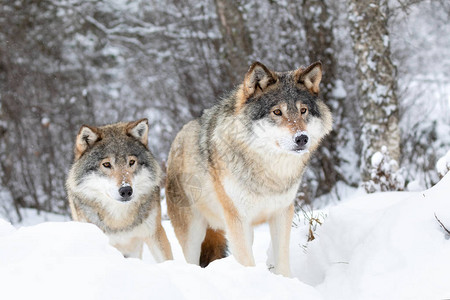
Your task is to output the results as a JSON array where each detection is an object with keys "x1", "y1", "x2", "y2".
[
  {"x1": 294, "y1": 134, "x2": 309, "y2": 148},
  {"x1": 119, "y1": 186, "x2": 133, "y2": 201}
]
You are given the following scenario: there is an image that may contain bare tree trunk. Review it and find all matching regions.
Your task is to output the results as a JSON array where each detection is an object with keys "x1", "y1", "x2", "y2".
[
  {"x1": 299, "y1": 0, "x2": 347, "y2": 197},
  {"x1": 214, "y1": 0, "x2": 253, "y2": 84},
  {"x1": 347, "y1": 0, "x2": 401, "y2": 180}
]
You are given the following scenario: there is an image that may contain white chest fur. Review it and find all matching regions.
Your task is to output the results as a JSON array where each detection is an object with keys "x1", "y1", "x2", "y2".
[
  {"x1": 222, "y1": 175, "x2": 299, "y2": 222},
  {"x1": 107, "y1": 209, "x2": 157, "y2": 244}
]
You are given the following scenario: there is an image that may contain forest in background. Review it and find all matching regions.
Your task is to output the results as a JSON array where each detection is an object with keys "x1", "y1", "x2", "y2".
[{"x1": 0, "y1": 0, "x2": 449, "y2": 222}]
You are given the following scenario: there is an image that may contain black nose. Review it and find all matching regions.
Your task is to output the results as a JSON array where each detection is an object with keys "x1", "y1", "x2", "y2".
[
  {"x1": 294, "y1": 134, "x2": 309, "y2": 147},
  {"x1": 119, "y1": 186, "x2": 133, "y2": 200}
]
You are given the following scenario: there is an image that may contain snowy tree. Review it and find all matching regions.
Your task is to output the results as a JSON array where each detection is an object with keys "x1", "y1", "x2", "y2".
[
  {"x1": 362, "y1": 146, "x2": 405, "y2": 193},
  {"x1": 390, "y1": 1, "x2": 450, "y2": 189},
  {"x1": 347, "y1": 0, "x2": 401, "y2": 185},
  {"x1": 299, "y1": 0, "x2": 348, "y2": 197},
  {"x1": 214, "y1": 0, "x2": 253, "y2": 84},
  {"x1": 0, "y1": 0, "x2": 449, "y2": 219},
  {"x1": 436, "y1": 150, "x2": 450, "y2": 178},
  {"x1": 0, "y1": 0, "x2": 98, "y2": 219}
]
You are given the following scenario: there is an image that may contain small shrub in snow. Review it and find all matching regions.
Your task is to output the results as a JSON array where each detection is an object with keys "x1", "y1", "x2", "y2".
[
  {"x1": 436, "y1": 150, "x2": 450, "y2": 178},
  {"x1": 363, "y1": 146, "x2": 405, "y2": 193},
  {"x1": 294, "y1": 206, "x2": 327, "y2": 242}
]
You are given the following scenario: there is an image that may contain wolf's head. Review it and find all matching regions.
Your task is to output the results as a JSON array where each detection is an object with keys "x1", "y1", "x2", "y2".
[
  {"x1": 71, "y1": 119, "x2": 159, "y2": 203},
  {"x1": 234, "y1": 61, "x2": 332, "y2": 154}
]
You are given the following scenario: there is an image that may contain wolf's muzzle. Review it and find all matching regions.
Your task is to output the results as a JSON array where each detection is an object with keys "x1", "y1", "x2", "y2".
[
  {"x1": 119, "y1": 186, "x2": 133, "y2": 201},
  {"x1": 293, "y1": 133, "x2": 309, "y2": 151},
  {"x1": 295, "y1": 134, "x2": 308, "y2": 147}
]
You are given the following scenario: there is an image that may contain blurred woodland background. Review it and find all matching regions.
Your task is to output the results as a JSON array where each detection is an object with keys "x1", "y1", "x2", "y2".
[{"x1": 0, "y1": 0, "x2": 449, "y2": 222}]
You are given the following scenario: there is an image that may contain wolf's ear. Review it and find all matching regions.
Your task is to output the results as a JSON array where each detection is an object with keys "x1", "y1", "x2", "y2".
[
  {"x1": 127, "y1": 118, "x2": 149, "y2": 146},
  {"x1": 75, "y1": 125, "x2": 100, "y2": 159},
  {"x1": 243, "y1": 62, "x2": 277, "y2": 99},
  {"x1": 295, "y1": 61, "x2": 322, "y2": 95}
]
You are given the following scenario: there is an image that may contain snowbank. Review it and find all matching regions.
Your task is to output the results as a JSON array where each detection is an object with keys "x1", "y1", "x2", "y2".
[
  {"x1": 2, "y1": 174, "x2": 450, "y2": 299},
  {"x1": 292, "y1": 172, "x2": 450, "y2": 299},
  {"x1": 0, "y1": 221, "x2": 320, "y2": 300}
]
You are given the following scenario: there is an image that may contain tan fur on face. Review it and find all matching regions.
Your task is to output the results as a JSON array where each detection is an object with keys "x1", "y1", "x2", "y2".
[
  {"x1": 100, "y1": 156, "x2": 138, "y2": 187},
  {"x1": 270, "y1": 102, "x2": 309, "y2": 135},
  {"x1": 75, "y1": 119, "x2": 150, "y2": 161}
]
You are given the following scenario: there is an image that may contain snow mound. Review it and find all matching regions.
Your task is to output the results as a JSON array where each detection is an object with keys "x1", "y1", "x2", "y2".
[
  {"x1": 0, "y1": 221, "x2": 320, "y2": 300},
  {"x1": 0, "y1": 219, "x2": 15, "y2": 236},
  {"x1": 292, "y1": 173, "x2": 450, "y2": 300},
  {"x1": 2, "y1": 175, "x2": 450, "y2": 299}
]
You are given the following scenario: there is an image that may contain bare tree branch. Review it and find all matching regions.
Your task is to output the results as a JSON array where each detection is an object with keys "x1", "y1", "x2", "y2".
[{"x1": 434, "y1": 213, "x2": 450, "y2": 236}]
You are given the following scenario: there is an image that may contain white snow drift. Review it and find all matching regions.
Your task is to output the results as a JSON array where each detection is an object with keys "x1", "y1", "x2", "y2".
[
  {"x1": 1, "y1": 173, "x2": 450, "y2": 299},
  {"x1": 292, "y1": 172, "x2": 450, "y2": 299}
]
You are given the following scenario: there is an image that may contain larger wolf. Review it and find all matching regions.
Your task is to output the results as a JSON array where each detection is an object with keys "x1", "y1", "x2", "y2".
[
  {"x1": 66, "y1": 119, "x2": 173, "y2": 261},
  {"x1": 166, "y1": 61, "x2": 332, "y2": 276}
]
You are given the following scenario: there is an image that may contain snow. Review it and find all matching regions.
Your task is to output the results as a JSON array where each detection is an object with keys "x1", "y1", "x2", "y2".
[
  {"x1": 406, "y1": 179, "x2": 424, "y2": 192},
  {"x1": 436, "y1": 150, "x2": 450, "y2": 177},
  {"x1": 293, "y1": 173, "x2": 450, "y2": 299},
  {"x1": 40, "y1": 117, "x2": 50, "y2": 126},
  {"x1": 0, "y1": 221, "x2": 320, "y2": 300},
  {"x1": 1, "y1": 174, "x2": 450, "y2": 299},
  {"x1": 15, "y1": 208, "x2": 70, "y2": 226},
  {"x1": 331, "y1": 79, "x2": 347, "y2": 99},
  {"x1": 370, "y1": 151, "x2": 383, "y2": 168}
]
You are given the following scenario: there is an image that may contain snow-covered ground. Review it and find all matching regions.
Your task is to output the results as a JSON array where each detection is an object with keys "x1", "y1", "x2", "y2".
[{"x1": 1, "y1": 173, "x2": 450, "y2": 300}]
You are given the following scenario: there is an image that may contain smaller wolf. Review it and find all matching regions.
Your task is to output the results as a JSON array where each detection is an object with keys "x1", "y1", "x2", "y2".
[{"x1": 66, "y1": 119, "x2": 172, "y2": 261}]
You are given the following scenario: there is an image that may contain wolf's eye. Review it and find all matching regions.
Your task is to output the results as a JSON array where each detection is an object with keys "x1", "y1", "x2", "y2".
[
  {"x1": 273, "y1": 109, "x2": 282, "y2": 116},
  {"x1": 129, "y1": 160, "x2": 135, "y2": 167},
  {"x1": 102, "y1": 162, "x2": 111, "y2": 168},
  {"x1": 301, "y1": 108, "x2": 307, "y2": 114}
]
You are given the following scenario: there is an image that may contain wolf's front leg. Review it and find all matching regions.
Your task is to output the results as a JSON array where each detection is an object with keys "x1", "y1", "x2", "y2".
[
  {"x1": 224, "y1": 212, "x2": 255, "y2": 267},
  {"x1": 145, "y1": 224, "x2": 173, "y2": 262},
  {"x1": 180, "y1": 215, "x2": 208, "y2": 265},
  {"x1": 268, "y1": 203, "x2": 294, "y2": 277},
  {"x1": 119, "y1": 240, "x2": 144, "y2": 259}
]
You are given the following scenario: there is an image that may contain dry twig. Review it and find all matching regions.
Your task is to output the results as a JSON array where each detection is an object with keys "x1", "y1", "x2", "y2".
[{"x1": 434, "y1": 213, "x2": 450, "y2": 236}]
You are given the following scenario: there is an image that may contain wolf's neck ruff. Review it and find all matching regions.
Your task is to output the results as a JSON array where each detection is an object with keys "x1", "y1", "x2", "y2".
[
  {"x1": 78, "y1": 188, "x2": 157, "y2": 234},
  {"x1": 210, "y1": 118, "x2": 310, "y2": 195}
]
